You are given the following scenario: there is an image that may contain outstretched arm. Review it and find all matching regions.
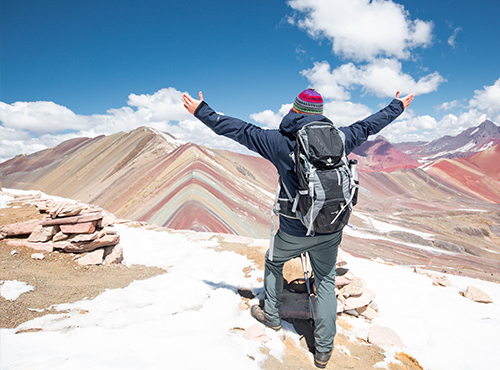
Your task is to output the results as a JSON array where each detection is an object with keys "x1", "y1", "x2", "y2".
[{"x1": 340, "y1": 91, "x2": 414, "y2": 154}]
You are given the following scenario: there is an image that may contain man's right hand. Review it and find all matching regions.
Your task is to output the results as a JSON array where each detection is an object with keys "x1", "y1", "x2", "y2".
[{"x1": 395, "y1": 91, "x2": 414, "y2": 110}]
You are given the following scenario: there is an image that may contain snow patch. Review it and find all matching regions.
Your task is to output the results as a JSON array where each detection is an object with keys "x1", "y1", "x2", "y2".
[{"x1": 1, "y1": 280, "x2": 34, "y2": 301}]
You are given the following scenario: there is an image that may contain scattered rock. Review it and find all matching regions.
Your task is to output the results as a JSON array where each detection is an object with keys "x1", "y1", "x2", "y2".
[
  {"x1": 368, "y1": 326, "x2": 403, "y2": 347},
  {"x1": 430, "y1": 273, "x2": 452, "y2": 287},
  {"x1": 356, "y1": 304, "x2": 380, "y2": 320},
  {"x1": 336, "y1": 256, "x2": 347, "y2": 266},
  {"x1": 76, "y1": 248, "x2": 105, "y2": 266},
  {"x1": 343, "y1": 289, "x2": 376, "y2": 311},
  {"x1": 335, "y1": 276, "x2": 351, "y2": 287},
  {"x1": 103, "y1": 244, "x2": 124, "y2": 265},
  {"x1": 463, "y1": 286, "x2": 493, "y2": 303},
  {"x1": 339, "y1": 277, "x2": 366, "y2": 298},
  {"x1": 10, "y1": 249, "x2": 19, "y2": 255},
  {"x1": 244, "y1": 324, "x2": 271, "y2": 343}
]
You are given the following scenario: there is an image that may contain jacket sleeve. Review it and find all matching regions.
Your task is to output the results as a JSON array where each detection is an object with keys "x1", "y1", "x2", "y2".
[
  {"x1": 194, "y1": 101, "x2": 280, "y2": 163},
  {"x1": 340, "y1": 99, "x2": 404, "y2": 155}
]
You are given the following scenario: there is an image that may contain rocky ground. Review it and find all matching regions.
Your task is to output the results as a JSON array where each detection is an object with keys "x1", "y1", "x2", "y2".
[{"x1": 1, "y1": 203, "x2": 422, "y2": 370}]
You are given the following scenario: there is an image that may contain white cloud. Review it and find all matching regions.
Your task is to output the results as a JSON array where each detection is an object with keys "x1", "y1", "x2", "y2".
[
  {"x1": 288, "y1": 0, "x2": 433, "y2": 62},
  {"x1": 437, "y1": 100, "x2": 461, "y2": 111},
  {"x1": 250, "y1": 104, "x2": 292, "y2": 129},
  {"x1": 0, "y1": 88, "x2": 258, "y2": 162},
  {"x1": 448, "y1": 27, "x2": 462, "y2": 48},
  {"x1": 382, "y1": 109, "x2": 489, "y2": 143},
  {"x1": 469, "y1": 78, "x2": 500, "y2": 117},
  {"x1": 324, "y1": 100, "x2": 373, "y2": 127},
  {"x1": 302, "y1": 60, "x2": 444, "y2": 99},
  {"x1": 0, "y1": 101, "x2": 88, "y2": 134}
]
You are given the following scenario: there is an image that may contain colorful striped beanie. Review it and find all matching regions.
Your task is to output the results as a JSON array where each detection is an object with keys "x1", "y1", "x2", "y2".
[{"x1": 292, "y1": 88, "x2": 323, "y2": 115}]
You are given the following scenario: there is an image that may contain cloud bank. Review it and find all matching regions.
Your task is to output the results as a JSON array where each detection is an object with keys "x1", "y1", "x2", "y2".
[{"x1": 1, "y1": 79, "x2": 500, "y2": 162}]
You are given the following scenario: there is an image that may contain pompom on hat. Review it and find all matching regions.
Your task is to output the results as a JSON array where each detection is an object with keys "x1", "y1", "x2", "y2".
[{"x1": 292, "y1": 88, "x2": 323, "y2": 115}]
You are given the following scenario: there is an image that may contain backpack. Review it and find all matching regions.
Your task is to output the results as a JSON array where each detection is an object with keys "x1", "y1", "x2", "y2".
[{"x1": 275, "y1": 121, "x2": 359, "y2": 236}]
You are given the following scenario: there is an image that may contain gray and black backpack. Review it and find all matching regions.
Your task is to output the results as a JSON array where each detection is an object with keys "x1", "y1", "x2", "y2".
[{"x1": 275, "y1": 121, "x2": 359, "y2": 236}]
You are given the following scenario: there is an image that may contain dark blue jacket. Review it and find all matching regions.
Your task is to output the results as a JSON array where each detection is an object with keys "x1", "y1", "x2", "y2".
[{"x1": 194, "y1": 99, "x2": 405, "y2": 237}]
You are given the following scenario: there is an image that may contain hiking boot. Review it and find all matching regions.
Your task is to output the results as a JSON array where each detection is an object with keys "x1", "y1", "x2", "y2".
[
  {"x1": 250, "y1": 305, "x2": 281, "y2": 331},
  {"x1": 314, "y1": 349, "x2": 332, "y2": 368}
]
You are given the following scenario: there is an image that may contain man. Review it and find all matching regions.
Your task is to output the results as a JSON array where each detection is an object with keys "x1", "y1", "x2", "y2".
[{"x1": 182, "y1": 89, "x2": 413, "y2": 368}]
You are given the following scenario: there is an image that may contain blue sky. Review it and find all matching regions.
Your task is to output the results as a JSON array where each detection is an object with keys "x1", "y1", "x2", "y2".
[{"x1": 1, "y1": 0, "x2": 500, "y2": 161}]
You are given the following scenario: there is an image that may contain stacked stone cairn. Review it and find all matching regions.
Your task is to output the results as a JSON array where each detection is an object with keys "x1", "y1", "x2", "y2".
[{"x1": 0, "y1": 194, "x2": 123, "y2": 266}]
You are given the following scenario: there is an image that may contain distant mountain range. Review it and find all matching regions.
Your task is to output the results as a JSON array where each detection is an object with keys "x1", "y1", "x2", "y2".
[
  {"x1": 1, "y1": 120, "x2": 499, "y2": 238},
  {"x1": 0, "y1": 127, "x2": 277, "y2": 238},
  {"x1": 352, "y1": 120, "x2": 500, "y2": 172}
]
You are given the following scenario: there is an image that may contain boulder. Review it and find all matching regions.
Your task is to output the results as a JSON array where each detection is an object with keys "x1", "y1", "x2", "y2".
[
  {"x1": 368, "y1": 326, "x2": 403, "y2": 347},
  {"x1": 463, "y1": 286, "x2": 493, "y2": 303},
  {"x1": 1, "y1": 220, "x2": 40, "y2": 236},
  {"x1": 76, "y1": 248, "x2": 105, "y2": 266},
  {"x1": 103, "y1": 244, "x2": 124, "y2": 265},
  {"x1": 28, "y1": 225, "x2": 58, "y2": 242},
  {"x1": 60, "y1": 221, "x2": 96, "y2": 234}
]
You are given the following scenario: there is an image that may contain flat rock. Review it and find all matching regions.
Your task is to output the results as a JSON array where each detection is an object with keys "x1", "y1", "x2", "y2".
[
  {"x1": 463, "y1": 286, "x2": 493, "y2": 303},
  {"x1": 60, "y1": 221, "x2": 96, "y2": 234},
  {"x1": 41, "y1": 212, "x2": 103, "y2": 226},
  {"x1": 368, "y1": 326, "x2": 403, "y2": 347},
  {"x1": 344, "y1": 289, "x2": 376, "y2": 310},
  {"x1": 430, "y1": 273, "x2": 452, "y2": 287},
  {"x1": 103, "y1": 244, "x2": 124, "y2": 265},
  {"x1": 339, "y1": 277, "x2": 366, "y2": 298},
  {"x1": 27, "y1": 225, "x2": 58, "y2": 242},
  {"x1": 1, "y1": 220, "x2": 40, "y2": 236},
  {"x1": 244, "y1": 324, "x2": 270, "y2": 343},
  {"x1": 335, "y1": 276, "x2": 351, "y2": 287},
  {"x1": 356, "y1": 304, "x2": 380, "y2": 319},
  {"x1": 336, "y1": 256, "x2": 347, "y2": 266},
  {"x1": 6, "y1": 240, "x2": 54, "y2": 252},
  {"x1": 52, "y1": 231, "x2": 70, "y2": 242},
  {"x1": 76, "y1": 248, "x2": 105, "y2": 266},
  {"x1": 31, "y1": 253, "x2": 45, "y2": 260},
  {"x1": 61, "y1": 234, "x2": 120, "y2": 253}
]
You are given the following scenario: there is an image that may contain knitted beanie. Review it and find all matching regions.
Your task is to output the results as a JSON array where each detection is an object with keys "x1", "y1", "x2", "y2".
[{"x1": 292, "y1": 88, "x2": 323, "y2": 115}]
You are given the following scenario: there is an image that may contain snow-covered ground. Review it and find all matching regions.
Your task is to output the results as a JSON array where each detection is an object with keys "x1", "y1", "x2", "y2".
[{"x1": 1, "y1": 189, "x2": 500, "y2": 370}]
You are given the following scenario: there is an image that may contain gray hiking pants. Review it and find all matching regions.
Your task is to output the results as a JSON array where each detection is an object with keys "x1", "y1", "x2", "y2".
[{"x1": 264, "y1": 229, "x2": 342, "y2": 353}]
